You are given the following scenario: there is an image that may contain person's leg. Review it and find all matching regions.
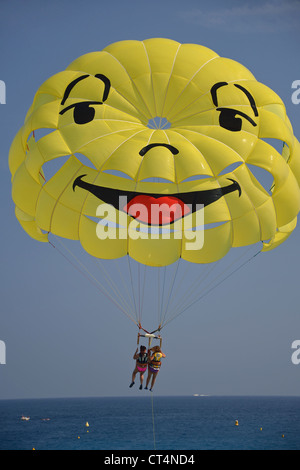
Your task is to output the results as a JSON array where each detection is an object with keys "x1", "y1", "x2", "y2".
[
  {"x1": 139, "y1": 372, "x2": 144, "y2": 389},
  {"x1": 145, "y1": 370, "x2": 152, "y2": 389},
  {"x1": 150, "y1": 371, "x2": 158, "y2": 390},
  {"x1": 129, "y1": 367, "x2": 138, "y2": 387},
  {"x1": 132, "y1": 367, "x2": 138, "y2": 382}
]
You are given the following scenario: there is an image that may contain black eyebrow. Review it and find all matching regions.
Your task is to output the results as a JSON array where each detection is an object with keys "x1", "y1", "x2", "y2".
[
  {"x1": 210, "y1": 82, "x2": 228, "y2": 107},
  {"x1": 234, "y1": 84, "x2": 258, "y2": 116},
  {"x1": 61, "y1": 75, "x2": 89, "y2": 105},
  {"x1": 61, "y1": 74, "x2": 111, "y2": 105},
  {"x1": 210, "y1": 81, "x2": 258, "y2": 116}
]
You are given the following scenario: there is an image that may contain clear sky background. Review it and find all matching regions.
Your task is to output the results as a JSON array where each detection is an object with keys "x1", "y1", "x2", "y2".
[{"x1": 0, "y1": 0, "x2": 300, "y2": 399}]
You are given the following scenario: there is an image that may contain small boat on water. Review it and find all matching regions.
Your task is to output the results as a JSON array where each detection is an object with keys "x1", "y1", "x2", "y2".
[{"x1": 20, "y1": 416, "x2": 30, "y2": 421}]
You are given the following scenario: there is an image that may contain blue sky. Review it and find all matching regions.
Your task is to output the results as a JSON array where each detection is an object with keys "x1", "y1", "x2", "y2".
[{"x1": 1, "y1": 0, "x2": 300, "y2": 399}]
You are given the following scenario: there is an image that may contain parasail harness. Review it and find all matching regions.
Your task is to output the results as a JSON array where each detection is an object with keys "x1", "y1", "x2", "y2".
[{"x1": 137, "y1": 323, "x2": 162, "y2": 349}]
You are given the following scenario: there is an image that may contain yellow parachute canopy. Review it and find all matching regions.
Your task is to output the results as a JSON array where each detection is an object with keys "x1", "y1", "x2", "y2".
[{"x1": 9, "y1": 39, "x2": 300, "y2": 268}]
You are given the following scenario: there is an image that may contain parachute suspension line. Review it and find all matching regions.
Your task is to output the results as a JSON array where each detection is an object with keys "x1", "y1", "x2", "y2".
[
  {"x1": 138, "y1": 263, "x2": 147, "y2": 329},
  {"x1": 93, "y1": 258, "x2": 135, "y2": 316},
  {"x1": 156, "y1": 267, "x2": 161, "y2": 328},
  {"x1": 161, "y1": 248, "x2": 262, "y2": 329},
  {"x1": 138, "y1": 263, "x2": 146, "y2": 328},
  {"x1": 138, "y1": 263, "x2": 142, "y2": 325},
  {"x1": 159, "y1": 259, "x2": 181, "y2": 329},
  {"x1": 49, "y1": 237, "x2": 139, "y2": 327},
  {"x1": 157, "y1": 267, "x2": 166, "y2": 329},
  {"x1": 171, "y1": 245, "x2": 257, "y2": 321},
  {"x1": 127, "y1": 256, "x2": 139, "y2": 324},
  {"x1": 138, "y1": 263, "x2": 141, "y2": 321},
  {"x1": 113, "y1": 258, "x2": 137, "y2": 315},
  {"x1": 165, "y1": 247, "x2": 258, "y2": 326},
  {"x1": 159, "y1": 266, "x2": 167, "y2": 328},
  {"x1": 137, "y1": 264, "x2": 163, "y2": 338},
  {"x1": 165, "y1": 261, "x2": 218, "y2": 323}
]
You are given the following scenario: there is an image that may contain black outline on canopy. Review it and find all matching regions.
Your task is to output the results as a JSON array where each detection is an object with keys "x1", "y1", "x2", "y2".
[
  {"x1": 72, "y1": 174, "x2": 241, "y2": 226},
  {"x1": 59, "y1": 74, "x2": 111, "y2": 117}
]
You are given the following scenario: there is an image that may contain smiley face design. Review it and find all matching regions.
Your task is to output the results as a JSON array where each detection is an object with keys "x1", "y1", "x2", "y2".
[{"x1": 9, "y1": 39, "x2": 300, "y2": 266}]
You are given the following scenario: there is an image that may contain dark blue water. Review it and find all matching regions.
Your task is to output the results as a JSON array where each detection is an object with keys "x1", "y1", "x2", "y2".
[{"x1": 0, "y1": 396, "x2": 299, "y2": 450}]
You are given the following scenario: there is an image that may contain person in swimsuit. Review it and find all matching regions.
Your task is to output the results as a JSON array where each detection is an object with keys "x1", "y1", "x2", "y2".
[
  {"x1": 145, "y1": 345, "x2": 166, "y2": 392},
  {"x1": 129, "y1": 345, "x2": 149, "y2": 390}
]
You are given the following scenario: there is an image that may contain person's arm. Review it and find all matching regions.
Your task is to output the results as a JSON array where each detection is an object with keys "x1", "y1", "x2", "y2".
[
  {"x1": 133, "y1": 348, "x2": 138, "y2": 359},
  {"x1": 148, "y1": 353, "x2": 154, "y2": 362}
]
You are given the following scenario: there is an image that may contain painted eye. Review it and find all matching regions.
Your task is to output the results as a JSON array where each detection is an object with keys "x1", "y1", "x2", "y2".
[
  {"x1": 218, "y1": 108, "x2": 242, "y2": 132},
  {"x1": 59, "y1": 100, "x2": 102, "y2": 123},
  {"x1": 73, "y1": 102, "x2": 95, "y2": 125},
  {"x1": 217, "y1": 107, "x2": 257, "y2": 132}
]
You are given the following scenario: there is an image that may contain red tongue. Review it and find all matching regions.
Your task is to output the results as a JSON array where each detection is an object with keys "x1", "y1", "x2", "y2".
[{"x1": 124, "y1": 195, "x2": 190, "y2": 225}]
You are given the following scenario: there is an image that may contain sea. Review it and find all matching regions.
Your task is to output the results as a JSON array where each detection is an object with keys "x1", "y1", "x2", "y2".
[{"x1": 0, "y1": 396, "x2": 299, "y2": 451}]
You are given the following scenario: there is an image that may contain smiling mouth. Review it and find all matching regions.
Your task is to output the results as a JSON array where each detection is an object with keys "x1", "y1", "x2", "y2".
[{"x1": 73, "y1": 175, "x2": 241, "y2": 226}]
